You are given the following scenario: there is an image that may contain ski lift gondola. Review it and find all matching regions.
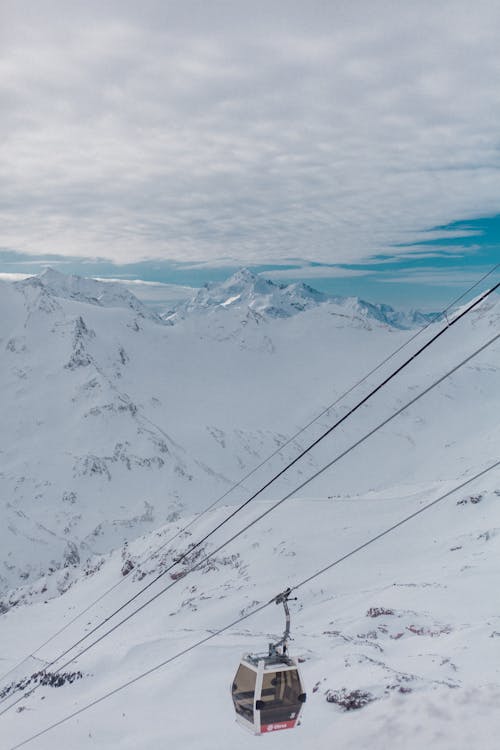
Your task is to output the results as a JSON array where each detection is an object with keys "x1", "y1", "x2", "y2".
[{"x1": 231, "y1": 588, "x2": 306, "y2": 734}]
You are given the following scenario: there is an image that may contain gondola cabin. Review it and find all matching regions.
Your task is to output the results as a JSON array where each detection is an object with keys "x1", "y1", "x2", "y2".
[{"x1": 231, "y1": 652, "x2": 306, "y2": 734}]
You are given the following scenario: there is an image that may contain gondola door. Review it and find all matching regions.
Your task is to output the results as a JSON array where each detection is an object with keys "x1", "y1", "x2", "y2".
[{"x1": 255, "y1": 664, "x2": 305, "y2": 734}]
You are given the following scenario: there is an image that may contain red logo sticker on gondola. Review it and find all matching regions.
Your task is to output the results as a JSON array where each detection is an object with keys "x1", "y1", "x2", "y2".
[{"x1": 262, "y1": 720, "x2": 297, "y2": 732}]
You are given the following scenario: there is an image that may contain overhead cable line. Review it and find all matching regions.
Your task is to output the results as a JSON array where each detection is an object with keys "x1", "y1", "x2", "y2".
[
  {"x1": 2, "y1": 326, "x2": 498, "y2": 721},
  {"x1": 1, "y1": 266, "x2": 496, "y2": 691},
  {"x1": 7, "y1": 457, "x2": 500, "y2": 750}
]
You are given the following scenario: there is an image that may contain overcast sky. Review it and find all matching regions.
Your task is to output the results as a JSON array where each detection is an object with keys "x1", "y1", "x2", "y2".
[{"x1": 1, "y1": 0, "x2": 499, "y2": 302}]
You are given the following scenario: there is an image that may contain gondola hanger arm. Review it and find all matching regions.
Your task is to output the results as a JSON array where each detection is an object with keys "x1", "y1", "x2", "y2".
[{"x1": 269, "y1": 587, "x2": 297, "y2": 657}]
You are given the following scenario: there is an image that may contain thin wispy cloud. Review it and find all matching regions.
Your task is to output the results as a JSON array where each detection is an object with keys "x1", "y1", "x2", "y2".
[
  {"x1": 263, "y1": 267, "x2": 370, "y2": 280},
  {"x1": 94, "y1": 276, "x2": 197, "y2": 306},
  {"x1": 1, "y1": 1, "x2": 500, "y2": 268},
  {"x1": 379, "y1": 267, "x2": 500, "y2": 286},
  {"x1": 0, "y1": 272, "x2": 33, "y2": 282}
]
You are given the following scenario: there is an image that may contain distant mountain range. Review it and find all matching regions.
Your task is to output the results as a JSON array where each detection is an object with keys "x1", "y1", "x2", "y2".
[
  {"x1": 24, "y1": 266, "x2": 438, "y2": 329},
  {"x1": 166, "y1": 267, "x2": 439, "y2": 329}
]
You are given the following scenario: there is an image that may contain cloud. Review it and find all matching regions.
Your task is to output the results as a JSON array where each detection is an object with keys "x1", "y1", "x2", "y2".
[
  {"x1": 94, "y1": 277, "x2": 196, "y2": 306},
  {"x1": 263, "y1": 266, "x2": 371, "y2": 280},
  {"x1": 0, "y1": 272, "x2": 33, "y2": 281},
  {"x1": 2, "y1": 1, "x2": 500, "y2": 266},
  {"x1": 379, "y1": 267, "x2": 498, "y2": 286}
]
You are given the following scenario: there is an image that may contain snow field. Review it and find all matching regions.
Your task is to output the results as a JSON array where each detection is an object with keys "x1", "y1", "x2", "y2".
[{"x1": 0, "y1": 269, "x2": 498, "y2": 748}]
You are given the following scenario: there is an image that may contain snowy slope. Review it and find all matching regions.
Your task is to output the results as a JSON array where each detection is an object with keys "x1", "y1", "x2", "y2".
[
  {"x1": 0, "y1": 268, "x2": 499, "y2": 749},
  {"x1": 2, "y1": 475, "x2": 500, "y2": 750}
]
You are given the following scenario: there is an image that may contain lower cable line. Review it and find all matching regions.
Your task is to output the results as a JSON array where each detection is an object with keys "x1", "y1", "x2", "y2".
[
  {"x1": 7, "y1": 457, "x2": 500, "y2": 750},
  {"x1": 2, "y1": 329, "x2": 499, "y2": 722}
]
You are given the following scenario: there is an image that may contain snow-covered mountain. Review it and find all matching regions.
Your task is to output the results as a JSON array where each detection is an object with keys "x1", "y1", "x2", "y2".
[
  {"x1": 0, "y1": 271, "x2": 227, "y2": 595},
  {"x1": 20, "y1": 267, "x2": 161, "y2": 320},
  {"x1": 173, "y1": 268, "x2": 330, "y2": 319},
  {"x1": 0, "y1": 267, "x2": 499, "y2": 750},
  {"x1": 168, "y1": 268, "x2": 438, "y2": 329}
]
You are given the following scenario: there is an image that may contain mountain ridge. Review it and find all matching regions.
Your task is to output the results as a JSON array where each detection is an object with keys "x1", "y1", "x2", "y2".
[
  {"x1": 168, "y1": 267, "x2": 439, "y2": 329},
  {"x1": 17, "y1": 268, "x2": 162, "y2": 321}
]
